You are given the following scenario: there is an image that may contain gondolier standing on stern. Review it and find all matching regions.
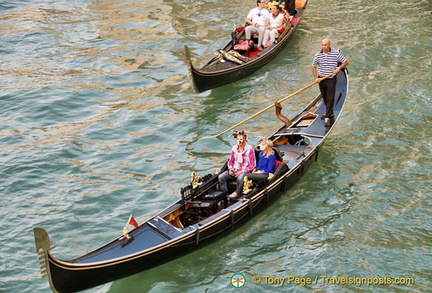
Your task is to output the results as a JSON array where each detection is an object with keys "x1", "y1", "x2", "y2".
[{"x1": 312, "y1": 38, "x2": 349, "y2": 126}]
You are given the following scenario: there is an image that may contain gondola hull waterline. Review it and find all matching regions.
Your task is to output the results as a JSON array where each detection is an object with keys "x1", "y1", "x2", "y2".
[
  {"x1": 185, "y1": 0, "x2": 309, "y2": 92},
  {"x1": 34, "y1": 69, "x2": 348, "y2": 293}
]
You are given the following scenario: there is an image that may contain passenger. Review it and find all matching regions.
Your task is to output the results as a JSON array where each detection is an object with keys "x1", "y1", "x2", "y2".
[
  {"x1": 281, "y1": 3, "x2": 294, "y2": 24},
  {"x1": 262, "y1": 4, "x2": 285, "y2": 48},
  {"x1": 228, "y1": 138, "x2": 276, "y2": 200},
  {"x1": 245, "y1": 0, "x2": 271, "y2": 51},
  {"x1": 284, "y1": 0, "x2": 296, "y2": 16},
  {"x1": 218, "y1": 131, "x2": 256, "y2": 193}
]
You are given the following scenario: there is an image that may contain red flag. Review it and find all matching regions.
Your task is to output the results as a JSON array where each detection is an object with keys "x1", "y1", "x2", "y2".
[{"x1": 127, "y1": 214, "x2": 139, "y2": 228}]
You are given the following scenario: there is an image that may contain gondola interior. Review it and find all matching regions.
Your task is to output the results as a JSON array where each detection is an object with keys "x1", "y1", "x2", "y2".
[{"x1": 69, "y1": 131, "x2": 315, "y2": 264}]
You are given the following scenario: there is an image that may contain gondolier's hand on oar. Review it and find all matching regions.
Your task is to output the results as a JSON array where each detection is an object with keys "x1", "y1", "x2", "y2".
[{"x1": 312, "y1": 63, "x2": 334, "y2": 83}]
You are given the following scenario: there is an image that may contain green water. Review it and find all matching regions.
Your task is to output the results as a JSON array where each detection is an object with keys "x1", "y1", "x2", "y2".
[{"x1": 0, "y1": 0, "x2": 430, "y2": 292}]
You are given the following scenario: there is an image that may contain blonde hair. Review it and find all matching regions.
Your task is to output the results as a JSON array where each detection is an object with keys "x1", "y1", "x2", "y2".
[{"x1": 260, "y1": 138, "x2": 275, "y2": 157}]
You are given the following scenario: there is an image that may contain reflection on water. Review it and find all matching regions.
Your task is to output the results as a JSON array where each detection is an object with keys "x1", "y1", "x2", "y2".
[{"x1": 0, "y1": 0, "x2": 430, "y2": 292}]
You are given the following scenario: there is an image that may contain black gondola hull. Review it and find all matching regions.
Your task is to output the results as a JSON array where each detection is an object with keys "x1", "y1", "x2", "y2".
[
  {"x1": 34, "y1": 69, "x2": 348, "y2": 293},
  {"x1": 186, "y1": 2, "x2": 309, "y2": 92},
  {"x1": 40, "y1": 167, "x2": 310, "y2": 293},
  {"x1": 187, "y1": 32, "x2": 296, "y2": 92}
]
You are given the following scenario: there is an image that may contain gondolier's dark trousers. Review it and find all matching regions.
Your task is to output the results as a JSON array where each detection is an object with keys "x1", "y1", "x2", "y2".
[{"x1": 318, "y1": 76, "x2": 337, "y2": 118}]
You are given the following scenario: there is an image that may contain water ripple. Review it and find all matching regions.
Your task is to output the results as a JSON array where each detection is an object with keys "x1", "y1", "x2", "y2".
[{"x1": 0, "y1": 0, "x2": 431, "y2": 292}]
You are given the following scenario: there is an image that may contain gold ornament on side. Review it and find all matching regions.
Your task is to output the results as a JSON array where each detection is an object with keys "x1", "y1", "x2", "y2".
[
  {"x1": 190, "y1": 172, "x2": 201, "y2": 189},
  {"x1": 242, "y1": 176, "x2": 253, "y2": 195}
]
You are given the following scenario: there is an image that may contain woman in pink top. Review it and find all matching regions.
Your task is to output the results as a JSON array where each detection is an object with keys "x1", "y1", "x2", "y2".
[{"x1": 218, "y1": 131, "x2": 256, "y2": 192}]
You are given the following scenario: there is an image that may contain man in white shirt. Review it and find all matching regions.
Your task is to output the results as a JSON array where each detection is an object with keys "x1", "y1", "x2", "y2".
[{"x1": 245, "y1": 0, "x2": 271, "y2": 50}]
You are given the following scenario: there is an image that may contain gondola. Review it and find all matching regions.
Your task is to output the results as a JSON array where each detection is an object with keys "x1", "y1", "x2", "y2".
[
  {"x1": 34, "y1": 68, "x2": 348, "y2": 293},
  {"x1": 185, "y1": 0, "x2": 309, "y2": 92}
]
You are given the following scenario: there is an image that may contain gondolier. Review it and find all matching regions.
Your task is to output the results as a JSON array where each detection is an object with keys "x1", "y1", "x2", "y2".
[{"x1": 312, "y1": 38, "x2": 348, "y2": 126}]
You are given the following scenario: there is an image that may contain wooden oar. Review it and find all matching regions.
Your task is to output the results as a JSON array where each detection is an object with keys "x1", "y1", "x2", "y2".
[{"x1": 205, "y1": 73, "x2": 332, "y2": 139}]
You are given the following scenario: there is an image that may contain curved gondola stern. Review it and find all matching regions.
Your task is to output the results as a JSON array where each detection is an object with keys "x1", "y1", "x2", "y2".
[
  {"x1": 184, "y1": 45, "x2": 202, "y2": 93},
  {"x1": 34, "y1": 227, "x2": 59, "y2": 293},
  {"x1": 184, "y1": 45, "x2": 193, "y2": 69}
]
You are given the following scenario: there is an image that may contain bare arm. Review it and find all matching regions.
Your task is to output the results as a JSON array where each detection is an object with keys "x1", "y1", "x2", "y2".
[
  {"x1": 332, "y1": 60, "x2": 349, "y2": 75},
  {"x1": 276, "y1": 17, "x2": 284, "y2": 28},
  {"x1": 312, "y1": 66, "x2": 321, "y2": 83}
]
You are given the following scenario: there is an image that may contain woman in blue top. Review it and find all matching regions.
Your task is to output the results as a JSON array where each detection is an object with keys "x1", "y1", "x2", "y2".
[{"x1": 229, "y1": 138, "x2": 277, "y2": 199}]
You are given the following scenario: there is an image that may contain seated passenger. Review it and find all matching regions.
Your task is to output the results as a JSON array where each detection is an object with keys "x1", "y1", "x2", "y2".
[
  {"x1": 218, "y1": 131, "x2": 256, "y2": 193},
  {"x1": 229, "y1": 138, "x2": 276, "y2": 199},
  {"x1": 284, "y1": 0, "x2": 297, "y2": 16},
  {"x1": 244, "y1": 0, "x2": 271, "y2": 51},
  {"x1": 262, "y1": 4, "x2": 285, "y2": 48}
]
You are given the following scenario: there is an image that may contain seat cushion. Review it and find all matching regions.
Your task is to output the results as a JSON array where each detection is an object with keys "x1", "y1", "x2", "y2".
[{"x1": 290, "y1": 17, "x2": 300, "y2": 26}]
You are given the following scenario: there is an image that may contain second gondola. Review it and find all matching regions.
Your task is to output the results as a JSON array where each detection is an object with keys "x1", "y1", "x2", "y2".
[{"x1": 185, "y1": 0, "x2": 309, "y2": 92}]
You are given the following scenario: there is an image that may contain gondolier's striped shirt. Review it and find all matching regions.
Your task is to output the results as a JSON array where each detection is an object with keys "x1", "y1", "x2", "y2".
[{"x1": 312, "y1": 49, "x2": 347, "y2": 78}]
